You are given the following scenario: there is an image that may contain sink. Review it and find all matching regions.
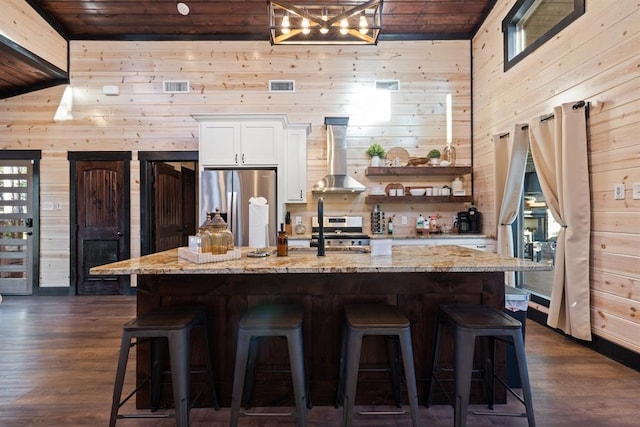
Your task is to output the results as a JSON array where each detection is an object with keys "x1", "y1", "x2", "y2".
[{"x1": 289, "y1": 246, "x2": 370, "y2": 254}]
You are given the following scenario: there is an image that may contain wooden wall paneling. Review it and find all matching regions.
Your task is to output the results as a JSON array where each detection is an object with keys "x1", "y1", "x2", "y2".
[
  {"x1": 473, "y1": 0, "x2": 640, "y2": 352},
  {"x1": 1, "y1": 39, "x2": 474, "y2": 290},
  {"x1": 590, "y1": 308, "x2": 640, "y2": 355},
  {"x1": 1, "y1": 0, "x2": 67, "y2": 72}
]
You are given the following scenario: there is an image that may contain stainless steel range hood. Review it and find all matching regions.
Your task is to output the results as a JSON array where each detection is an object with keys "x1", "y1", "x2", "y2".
[{"x1": 312, "y1": 117, "x2": 366, "y2": 193}]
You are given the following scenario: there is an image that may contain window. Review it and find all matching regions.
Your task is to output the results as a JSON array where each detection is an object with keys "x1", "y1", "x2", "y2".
[{"x1": 503, "y1": 0, "x2": 585, "y2": 71}]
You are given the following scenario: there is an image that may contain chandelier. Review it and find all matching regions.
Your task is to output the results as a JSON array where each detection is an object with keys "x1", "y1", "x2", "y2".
[{"x1": 268, "y1": 1, "x2": 383, "y2": 45}]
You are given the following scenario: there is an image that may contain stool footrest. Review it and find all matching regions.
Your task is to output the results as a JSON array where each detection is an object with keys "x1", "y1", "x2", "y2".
[{"x1": 358, "y1": 410, "x2": 407, "y2": 416}]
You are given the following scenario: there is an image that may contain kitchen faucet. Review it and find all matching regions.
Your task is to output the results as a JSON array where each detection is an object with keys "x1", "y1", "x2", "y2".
[{"x1": 317, "y1": 196, "x2": 325, "y2": 256}]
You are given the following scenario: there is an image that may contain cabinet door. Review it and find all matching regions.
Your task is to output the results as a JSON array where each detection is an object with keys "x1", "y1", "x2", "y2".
[
  {"x1": 240, "y1": 123, "x2": 279, "y2": 165},
  {"x1": 284, "y1": 128, "x2": 307, "y2": 203},
  {"x1": 200, "y1": 122, "x2": 240, "y2": 166}
]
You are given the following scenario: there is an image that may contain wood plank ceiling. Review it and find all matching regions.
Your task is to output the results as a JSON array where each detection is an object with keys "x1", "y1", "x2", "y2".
[{"x1": 1, "y1": 0, "x2": 496, "y2": 99}]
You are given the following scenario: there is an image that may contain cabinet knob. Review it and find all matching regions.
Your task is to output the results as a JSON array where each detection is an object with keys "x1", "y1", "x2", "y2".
[{"x1": 242, "y1": 153, "x2": 245, "y2": 163}]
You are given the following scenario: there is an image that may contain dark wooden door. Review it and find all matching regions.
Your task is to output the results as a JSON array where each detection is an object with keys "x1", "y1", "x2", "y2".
[
  {"x1": 153, "y1": 163, "x2": 184, "y2": 251},
  {"x1": 181, "y1": 166, "x2": 196, "y2": 246},
  {"x1": 75, "y1": 160, "x2": 128, "y2": 295}
]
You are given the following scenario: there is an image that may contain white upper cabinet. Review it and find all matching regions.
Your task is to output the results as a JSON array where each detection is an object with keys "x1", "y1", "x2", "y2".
[
  {"x1": 194, "y1": 115, "x2": 284, "y2": 167},
  {"x1": 284, "y1": 124, "x2": 310, "y2": 203}
]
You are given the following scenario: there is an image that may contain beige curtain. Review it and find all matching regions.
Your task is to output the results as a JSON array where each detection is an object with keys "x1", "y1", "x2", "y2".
[
  {"x1": 494, "y1": 125, "x2": 529, "y2": 286},
  {"x1": 528, "y1": 102, "x2": 591, "y2": 341}
]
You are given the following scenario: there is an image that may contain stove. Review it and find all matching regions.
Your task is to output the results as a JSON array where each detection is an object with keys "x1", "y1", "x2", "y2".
[{"x1": 311, "y1": 216, "x2": 370, "y2": 247}]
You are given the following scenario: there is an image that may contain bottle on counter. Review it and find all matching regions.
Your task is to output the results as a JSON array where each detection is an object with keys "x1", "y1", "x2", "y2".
[
  {"x1": 285, "y1": 211, "x2": 293, "y2": 236},
  {"x1": 416, "y1": 214, "x2": 425, "y2": 234},
  {"x1": 388, "y1": 217, "x2": 394, "y2": 235},
  {"x1": 277, "y1": 223, "x2": 288, "y2": 257}
]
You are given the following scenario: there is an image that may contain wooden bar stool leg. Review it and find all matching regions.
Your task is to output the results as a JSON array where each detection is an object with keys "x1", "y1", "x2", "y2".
[
  {"x1": 398, "y1": 328, "x2": 421, "y2": 427},
  {"x1": 454, "y1": 328, "x2": 475, "y2": 427},
  {"x1": 168, "y1": 329, "x2": 191, "y2": 427},
  {"x1": 342, "y1": 327, "x2": 363, "y2": 427}
]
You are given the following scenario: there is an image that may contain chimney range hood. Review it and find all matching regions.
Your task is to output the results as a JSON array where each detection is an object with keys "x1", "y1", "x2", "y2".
[{"x1": 312, "y1": 117, "x2": 366, "y2": 193}]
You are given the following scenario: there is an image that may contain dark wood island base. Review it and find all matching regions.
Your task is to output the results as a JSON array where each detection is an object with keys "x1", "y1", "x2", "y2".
[{"x1": 135, "y1": 270, "x2": 505, "y2": 408}]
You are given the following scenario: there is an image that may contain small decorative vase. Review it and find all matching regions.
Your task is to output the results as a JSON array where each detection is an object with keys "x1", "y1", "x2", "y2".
[
  {"x1": 371, "y1": 155, "x2": 381, "y2": 167},
  {"x1": 443, "y1": 143, "x2": 456, "y2": 166}
]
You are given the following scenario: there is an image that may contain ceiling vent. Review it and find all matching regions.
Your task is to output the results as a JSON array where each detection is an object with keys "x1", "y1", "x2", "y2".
[
  {"x1": 269, "y1": 80, "x2": 295, "y2": 92},
  {"x1": 163, "y1": 80, "x2": 190, "y2": 93},
  {"x1": 375, "y1": 80, "x2": 400, "y2": 92}
]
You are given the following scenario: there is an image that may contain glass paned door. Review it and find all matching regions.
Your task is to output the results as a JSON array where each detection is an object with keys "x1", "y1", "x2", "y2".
[
  {"x1": 0, "y1": 161, "x2": 35, "y2": 295},
  {"x1": 516, "y1": 152, "x2": 556, "y2": 299}
]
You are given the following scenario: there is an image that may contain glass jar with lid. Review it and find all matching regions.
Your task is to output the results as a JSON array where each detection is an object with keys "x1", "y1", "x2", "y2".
[
  {"x1": 195, "y1": 212, "x2": 214, "y2": 253},
  {"x1": 207, "y1": 209, "x2": 234, "y2": 254}
]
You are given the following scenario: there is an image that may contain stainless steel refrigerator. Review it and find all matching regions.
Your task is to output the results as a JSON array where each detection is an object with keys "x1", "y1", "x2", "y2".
[{"x1": 199, "y1": 168, "x2": 277, "y2": 247}]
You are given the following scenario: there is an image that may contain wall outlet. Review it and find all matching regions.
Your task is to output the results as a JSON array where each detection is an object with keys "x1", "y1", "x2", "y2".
[
  {"x1": 401, "y1": 216, "x2": 408, "y2": 225},
  {"x1": 633, "y1": 183, "x2": 640, "y2": 200},
  {"x1": 614, "y1": 184, "x2": 625, "y2": 200},
  {"x1": 42, "y1": 202, "x2": 54, "y2": 211}
]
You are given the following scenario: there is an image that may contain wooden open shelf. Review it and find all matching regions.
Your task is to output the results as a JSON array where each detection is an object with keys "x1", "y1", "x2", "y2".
[
  {"x1": 365, "y1": 166, "x2": 472, "y2": 177},
  {"x1": 365, "y1": 195, "x2": 474, "y2": 204}
]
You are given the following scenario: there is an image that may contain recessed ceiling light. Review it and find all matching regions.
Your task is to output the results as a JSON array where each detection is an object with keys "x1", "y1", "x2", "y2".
[{"x1": 177, "y1": 2, "x2": 190, "y2": 16}]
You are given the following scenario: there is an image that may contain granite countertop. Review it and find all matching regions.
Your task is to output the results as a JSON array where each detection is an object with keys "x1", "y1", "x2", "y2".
[
  {"x1": 370, "y1": 234, "x2": 492, "y2": 240},
  {"x1": 90, "y1": 245, "x2": 549, "y2": 275},
  {"x1": 289, "y1": 234, "x2": 492, "y2": 241}
]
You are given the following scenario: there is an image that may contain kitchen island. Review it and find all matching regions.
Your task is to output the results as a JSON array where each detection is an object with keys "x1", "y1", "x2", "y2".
[{"x1": 91, "y1": 245, "x2": 548, "y2": 408}]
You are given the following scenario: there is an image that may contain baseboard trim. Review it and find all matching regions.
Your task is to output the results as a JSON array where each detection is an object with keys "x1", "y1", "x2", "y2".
[
  {"x1": 38, "y1": 287, "x2": 73, "y2": 296},
  {"x1": 527, "y1": 305, "x2": 640, "y2": 373}
]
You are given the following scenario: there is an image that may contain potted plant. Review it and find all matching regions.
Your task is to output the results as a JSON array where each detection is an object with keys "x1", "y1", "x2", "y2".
[
  {"x1": 366, "y1": 143, "x2": 386, "y2": 166},
  {"x1": 427, "y1": 149, "x2": 441, "y2": 165}
]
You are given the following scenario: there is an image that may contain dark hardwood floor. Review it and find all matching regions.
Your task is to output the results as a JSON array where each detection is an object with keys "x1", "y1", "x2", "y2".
[{"x1": 0, "y1": 295, "x2": 639, "y2": 426}]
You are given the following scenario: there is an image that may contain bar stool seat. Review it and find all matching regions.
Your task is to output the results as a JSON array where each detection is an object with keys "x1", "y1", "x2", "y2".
[
  {"x1": 230, "y1": 304, "x2": 309, "y2": 427},
  {"x1": 109, "y1": 307, "x2": 219, "y2": 427},
  {"x1": 426, "y1": 304, "x2": 535, "y2": 427},
  {"x1": 338, "y1": 303, "x2": 420, "y2": 427}
]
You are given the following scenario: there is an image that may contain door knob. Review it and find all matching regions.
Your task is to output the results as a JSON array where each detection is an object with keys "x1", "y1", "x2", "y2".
[{"x1": 117, "y1": 231, "x2": 124, "y2": 236}]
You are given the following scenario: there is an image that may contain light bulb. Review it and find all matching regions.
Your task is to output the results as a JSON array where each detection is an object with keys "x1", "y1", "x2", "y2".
[
  {"x1": 359, "y1": 14, "x2": 368, "y2": 34},
  {"x1": 320, "y1": 26, "x2": 329, "y2": 34},
  {"x1": 302, "y1": 17, "x2": 310, "y2": 34},
  {"x1": 340, "y1": 18, "x2": 349, "y2": 35},
  {"x1": 281, "y1": 14, "x2": 290, "y2": 34}
]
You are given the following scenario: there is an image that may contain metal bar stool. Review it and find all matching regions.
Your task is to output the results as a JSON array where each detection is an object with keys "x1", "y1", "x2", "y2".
[
  {"x1": 426, "y1": 304, "x2": 535, "y2": 427},
  {"x1": 230, "y1": 304, "x2": 309, "y2": 427},
  {"x1": 109, "y1": 307, "x2": 219, "y2": 427},
  {"x1": 338, "y1": 303, "x2": 421, "y2": 427}
]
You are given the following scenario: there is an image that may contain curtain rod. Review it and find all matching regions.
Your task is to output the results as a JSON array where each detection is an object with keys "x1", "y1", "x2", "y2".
[
  {"x1": 499, "y1": 101, "x2": 588, "y2": 135},
  {"x1": 520, "y1": 100, "x2": 588, "y2": 130}
]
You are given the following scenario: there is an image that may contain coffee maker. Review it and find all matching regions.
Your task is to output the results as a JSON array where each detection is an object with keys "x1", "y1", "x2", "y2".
[{"x1": 456, "y1": 206, "x2": 482, "y2": 234}]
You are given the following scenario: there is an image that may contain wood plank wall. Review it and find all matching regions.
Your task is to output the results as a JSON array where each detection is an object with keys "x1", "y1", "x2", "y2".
[
  {"x1": 0, "y1": 0, "x2": 67, "y2": 71},
  {"x1": 473, "y1": 0, "x2": 640, "y2": 353},
  {"x1": 0, "y1": 40, "x2": 472, "y2": 288}
]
